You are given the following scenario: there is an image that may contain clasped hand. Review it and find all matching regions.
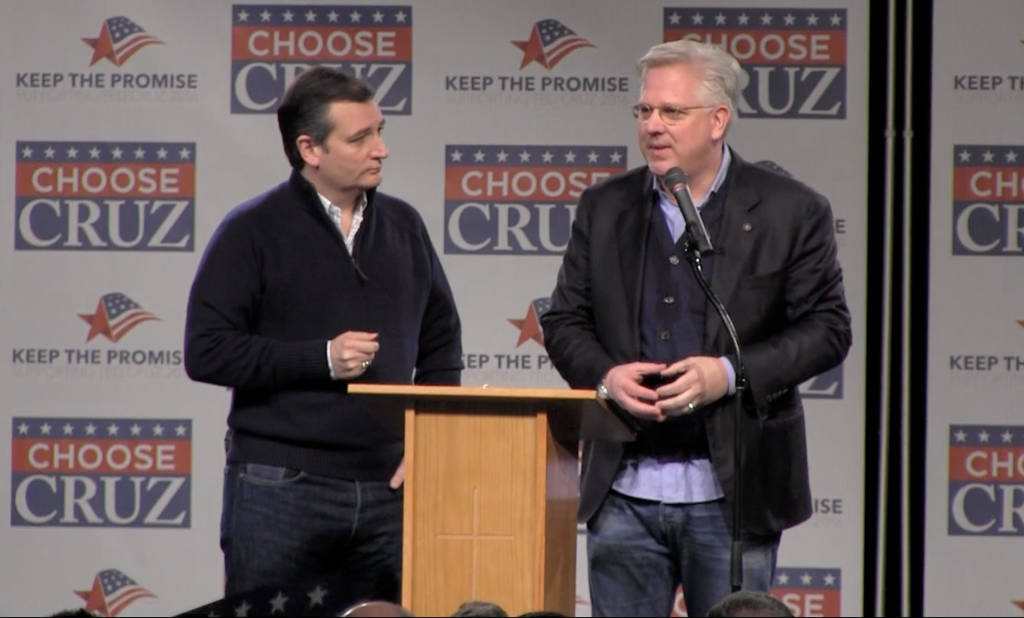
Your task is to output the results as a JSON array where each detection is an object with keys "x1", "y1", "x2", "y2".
[{"x1": 601, "y1": 357, "x2": 729, "y2": 422}]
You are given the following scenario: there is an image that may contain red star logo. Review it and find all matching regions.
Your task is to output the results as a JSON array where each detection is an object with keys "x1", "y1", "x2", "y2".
[
  {"x1": 511, "y1": 25, "x2": 550, "y2": 70},
  {"x1": 74, "y1": 576, "x2": 111, "y2": 617},
  {"x1": 82, "y1": 22, "x2": 118, "y2": 67},
  {"x1": 1013, "y1": 600, "x2": 1024, "y2": 614},
  {"x1": 1017, "y1": 320, "x2": 1024, "y2": 329},
  {"x1": 508, "y1": 304, "x2": 545, "y2": 348},
  {"x1": 79, "y1": 298, "x2": 116, "y2": 343}
]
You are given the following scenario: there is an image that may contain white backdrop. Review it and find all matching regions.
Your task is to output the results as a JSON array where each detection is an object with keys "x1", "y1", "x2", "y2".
[
  {"x1": 0, "y1": 1, "x2": 867, "y2": 616},
  {"x1": 925, "y1": 1, "x2": 1024, "y2": 616}
]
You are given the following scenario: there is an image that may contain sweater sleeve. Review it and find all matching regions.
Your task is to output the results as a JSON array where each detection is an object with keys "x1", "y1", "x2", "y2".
[
  {"x1": 183, "y1": 210, "x2": 329, "y2": 389},
  {"x1": 413, "y1": 226, "x2": 464, "y2": 386}
]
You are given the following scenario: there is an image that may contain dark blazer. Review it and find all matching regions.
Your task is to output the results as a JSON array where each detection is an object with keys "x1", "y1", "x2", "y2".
[{"x1": 540, "y1": 150, "x2": 852, "y2": 535}]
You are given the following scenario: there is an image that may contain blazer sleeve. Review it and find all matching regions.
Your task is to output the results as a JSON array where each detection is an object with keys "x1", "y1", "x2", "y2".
[
  {"x1": 737, "y1": 193, "x2": 852, "y2": 410},
  {"x1": 540, "y1": 187, "x2": 618, "y2": 389}
]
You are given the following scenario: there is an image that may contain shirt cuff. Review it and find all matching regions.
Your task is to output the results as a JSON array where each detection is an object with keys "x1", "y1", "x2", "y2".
[
  {"x1": 327, "y1": 341, "x2": 337, "y2": 380},
  {"x1": 719, "y1": 356, "x2": 736, "y2": 396}
]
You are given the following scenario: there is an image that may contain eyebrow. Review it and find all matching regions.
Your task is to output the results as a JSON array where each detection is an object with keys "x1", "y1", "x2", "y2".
[
  {"x1": 348, "y1": 120, "x2": 385, "y2": 142},
  {"x1": 638, "y1": 102, "x2": 696, "y2": 108}
]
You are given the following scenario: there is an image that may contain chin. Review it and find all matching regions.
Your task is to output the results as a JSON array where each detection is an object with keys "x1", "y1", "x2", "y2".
[{"x1": 645, "y1": 161, "x2": 671, "y2": 177}]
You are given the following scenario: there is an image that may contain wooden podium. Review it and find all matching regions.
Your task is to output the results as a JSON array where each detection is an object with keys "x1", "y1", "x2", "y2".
[{"x1": 348, "y1": 384, "x2": 635, "y2": 617}]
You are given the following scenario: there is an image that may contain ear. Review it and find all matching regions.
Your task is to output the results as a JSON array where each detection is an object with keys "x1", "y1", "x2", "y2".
[
  {"x1": 296, "y1": 135, "x2": 320, "y2": 169},
  {"x1": 710, "y1": 105, "x2": 730, "y2": 140}
]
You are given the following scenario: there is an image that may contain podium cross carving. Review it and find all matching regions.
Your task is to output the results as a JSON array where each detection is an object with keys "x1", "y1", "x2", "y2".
[{"x1": 436, "y1": 486, "x2": 513, "y2": 595}]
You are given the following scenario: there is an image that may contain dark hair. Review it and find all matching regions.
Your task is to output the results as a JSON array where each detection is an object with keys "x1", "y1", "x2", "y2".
[
  {"x1": 451, "y1": 600, "x2": 508, "y2": 617},
  {"x1": 706, "y1": 590, "x2": 794, "y2": 617},
  {"x1": 276, "y1": 66, "x2": 376, "y2": 170},
  {"x1": 48, "y1": 610, "x2": 95, "y2": 617},
  {"x1": 517, "y1": 612, "x2": 568, "y2": 617}
]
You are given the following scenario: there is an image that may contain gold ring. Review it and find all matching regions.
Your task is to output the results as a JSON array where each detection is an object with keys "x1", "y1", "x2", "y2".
[
  {"x1": 687, "y1": 402, "x2": 696, "y2": 413},
  {"x1": 361, "y1": 360, "x2": 371, "y2": 370}
]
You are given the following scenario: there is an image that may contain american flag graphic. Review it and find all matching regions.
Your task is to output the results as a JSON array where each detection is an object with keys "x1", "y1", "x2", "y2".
[
  {"x1": 512, "y1": 19, "x2": 594, "y2": 70},
  {"x1": 78, "y1": 292, "x2": 160, "y2": 343},
  {"x1": 82, "y1": 16, "x2": 163, "y2": 67},
  {"x1": 176, "y1": 576, "x2": 396, "y2": 617},
  {"x1": 74, "y1": 569, "x2": 156, "y2": 617},
  {"x1": 508, "y1": 297, "x2": 552, "y2": 348}
]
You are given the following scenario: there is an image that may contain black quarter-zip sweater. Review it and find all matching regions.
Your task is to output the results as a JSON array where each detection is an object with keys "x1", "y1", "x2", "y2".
[{"x1": 184, "y1": 171, "x2": 463, "y2": 480}]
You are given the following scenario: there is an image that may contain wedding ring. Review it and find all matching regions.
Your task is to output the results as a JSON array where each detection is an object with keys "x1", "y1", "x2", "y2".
[
  {"x1": 687, "y1": 402, "x2": 696, "y2": 413},
  {"x1": 361, "y1": 360, "x2": 371, "y2": 370}
]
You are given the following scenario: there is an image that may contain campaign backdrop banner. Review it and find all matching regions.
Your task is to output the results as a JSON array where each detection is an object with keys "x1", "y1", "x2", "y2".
[
  {"x1": 0, "y1": 1, "x2": 867, "y2": 615},
  {"x1": 925, "y1": 1, "x2": 1024, "y2": 616}
]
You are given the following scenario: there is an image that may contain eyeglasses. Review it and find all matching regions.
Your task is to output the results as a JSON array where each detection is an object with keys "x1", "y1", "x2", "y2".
[{"x1": 631, "y1": 103, "x2": 715, "y2": 125}]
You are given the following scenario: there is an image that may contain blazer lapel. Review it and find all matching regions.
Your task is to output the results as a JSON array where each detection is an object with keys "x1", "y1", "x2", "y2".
[
  {"x1": 617, "y1": 170, "x2": 655, "y2": 358},
  {"x1": 705, "y1": 155, "x2": 761, "y2": 351}
]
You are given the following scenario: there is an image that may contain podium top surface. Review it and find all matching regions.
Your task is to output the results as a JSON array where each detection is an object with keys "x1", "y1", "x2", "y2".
[
  {"x1": 347, "y1": 383, "x2": 636, "y2": 442},
  {"x1": 348, "y1": 383, "x2": 604, "y2": 401}
]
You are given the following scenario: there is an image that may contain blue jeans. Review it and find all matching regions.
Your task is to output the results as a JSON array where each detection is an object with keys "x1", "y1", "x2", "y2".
[
  {"x1": 587, "y1": 491, "x2": 779, "y2": 617},
  {"x1": 221, "y1": 462, "x2": 403, "y2": 601}
]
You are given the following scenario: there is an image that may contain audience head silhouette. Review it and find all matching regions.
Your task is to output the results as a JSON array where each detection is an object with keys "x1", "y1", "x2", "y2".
[
  {"x1": 706, "y1": 590, "x2": 794, "y2": 617},
  {"x1": 450, "y1": 599, "x2": 509, "y2": 616},
  {"x1": 341, "y1": 600, "x2": 415, "y2": 617}
]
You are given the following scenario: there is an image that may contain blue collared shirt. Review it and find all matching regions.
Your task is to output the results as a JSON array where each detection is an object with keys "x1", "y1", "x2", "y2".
[{"x1": 611, "y1": 145, "x2": 734, "y2": 504}]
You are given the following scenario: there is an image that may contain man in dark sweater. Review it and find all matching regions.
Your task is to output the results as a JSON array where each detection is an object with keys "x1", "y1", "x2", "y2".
[{"x1": 184, "y1": 67, "x2": 463, "y2": 602}]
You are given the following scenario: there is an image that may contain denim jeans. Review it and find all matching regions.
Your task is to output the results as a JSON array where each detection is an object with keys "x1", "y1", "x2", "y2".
[
  {"x1": 587, "y1": 491, "x2": 779, "y2": 617},
  {"x1": 221, "y1": 462, "x2": 403, "y2": 601}
]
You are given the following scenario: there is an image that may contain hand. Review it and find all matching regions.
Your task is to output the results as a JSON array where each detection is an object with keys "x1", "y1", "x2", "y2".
[
  {"x1": 602, "y1": 362, "x2": 669, "y2": 422},
  {"x1": 655, "y1": 356, "x2": 729, "y2": 416},
  {"x1": 329, "y1": 331, "x2": 379, "y2": 379},
  {"x1": 389, "y1": 457, "x2": 404, "y2": 489}
]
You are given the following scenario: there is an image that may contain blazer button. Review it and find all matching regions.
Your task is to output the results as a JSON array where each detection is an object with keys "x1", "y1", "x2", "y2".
[
  {"x1": 669, "y1": 255, "x2": 680, "y2": 266},
  {"x1": 660, "y1": 330, "x2": 671, "y2": 341},
  {"x1": 663, "y1": 296, "x2": 675, "y2": 305}
]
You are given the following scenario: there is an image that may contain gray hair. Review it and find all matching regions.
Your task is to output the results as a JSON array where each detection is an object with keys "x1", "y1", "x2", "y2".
[{"x1": 637, "y1": 39, "x2": 742, "y2": 127}]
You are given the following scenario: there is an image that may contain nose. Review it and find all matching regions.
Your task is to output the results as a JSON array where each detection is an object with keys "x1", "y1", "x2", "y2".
[
  {"x1": 643, "y1": 112, "x2": 667, "y2": 135},
  {"x1": 374, "y1": 134, "x2": 388, "y2": 160}
]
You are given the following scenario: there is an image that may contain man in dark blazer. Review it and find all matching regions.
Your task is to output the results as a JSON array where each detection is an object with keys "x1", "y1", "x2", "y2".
[{"x1": 540, "y1": 40, "x2": 851, "y2": 617}]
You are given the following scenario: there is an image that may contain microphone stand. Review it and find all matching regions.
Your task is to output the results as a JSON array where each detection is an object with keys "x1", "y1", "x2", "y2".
[{"x1": 683, "y1": 239, "x2": 746, "y2": 594}]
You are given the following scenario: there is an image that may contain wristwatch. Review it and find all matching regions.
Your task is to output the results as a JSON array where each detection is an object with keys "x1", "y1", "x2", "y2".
[{"x1": 597, "y1": 381, "x2": 610, "y2": 400}]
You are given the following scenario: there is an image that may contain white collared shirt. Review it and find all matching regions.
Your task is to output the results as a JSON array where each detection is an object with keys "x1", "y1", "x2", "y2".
[{"x1": 318, "y1": 192, "x2": 367, "y2": 254}]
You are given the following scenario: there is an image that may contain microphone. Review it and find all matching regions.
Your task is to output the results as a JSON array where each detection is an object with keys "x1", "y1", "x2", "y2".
[{"x1": 664, "y1": 167, "x2": 714, "y2": 256}]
